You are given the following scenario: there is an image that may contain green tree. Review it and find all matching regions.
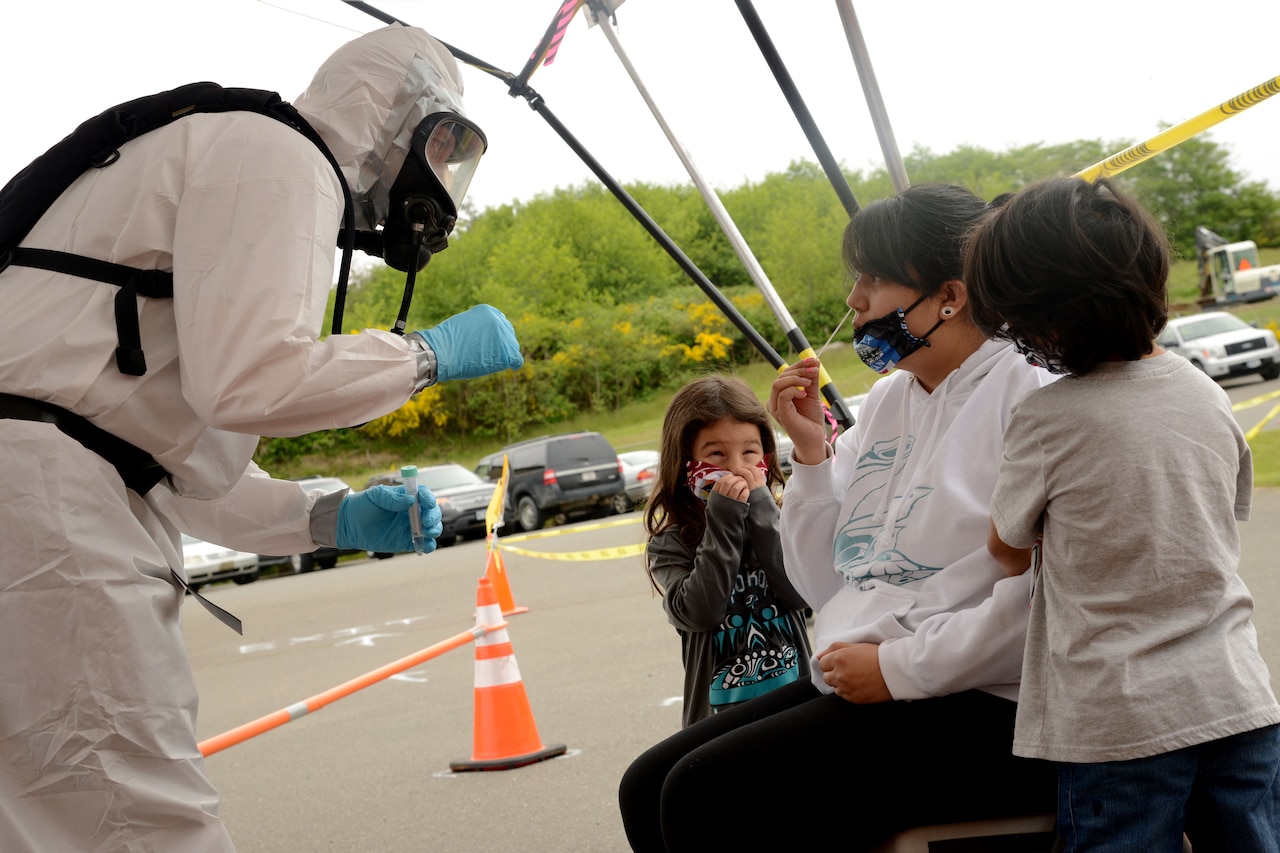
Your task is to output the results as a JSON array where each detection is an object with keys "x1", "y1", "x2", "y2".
[
  {"x1": 278, "y1": 133, "x2": 1280, "y2": 473},
  {"x1": 1125, "y1": 130, "x2": 1280, "y2": 256},
  {"x1": 721, "y1": 162, "x2": 852, "y2": 356}
]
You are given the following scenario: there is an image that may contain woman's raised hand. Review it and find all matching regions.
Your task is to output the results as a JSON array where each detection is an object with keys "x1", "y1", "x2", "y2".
[{"x1": 768, "y1": 357, "x2": 829, "y2": 466}]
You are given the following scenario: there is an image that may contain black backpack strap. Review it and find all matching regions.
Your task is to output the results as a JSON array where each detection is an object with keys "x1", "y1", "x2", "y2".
[
  {"x1": 4, "y1": 247, "x2": 173, "y2": 376},
  {"x1": 0, "y1": 392, "x2": 242, "y2": 633},
  {"x1": 0, "y1": 81, "x2": 356, "y2": 372},
  {"x1": 0, "y1": 83, "x2": 292, "y2": 249},
  {"x1": 0, "y1": 392, "x2": 168, "y2": 493}
]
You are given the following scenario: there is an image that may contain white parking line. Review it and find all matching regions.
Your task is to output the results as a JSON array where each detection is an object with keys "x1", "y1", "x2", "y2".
[{"x1": 236, "y1": 615, "x2": 437, "y2": 655}]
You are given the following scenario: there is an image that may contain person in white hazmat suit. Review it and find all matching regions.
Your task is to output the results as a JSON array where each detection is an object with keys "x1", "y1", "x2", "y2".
[{"x1": 0, "y1": 24, "x2": 521, "y2": 852}]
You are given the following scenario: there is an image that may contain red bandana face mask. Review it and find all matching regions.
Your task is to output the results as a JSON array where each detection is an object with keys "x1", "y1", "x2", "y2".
[{"x1": 685, "y1": 458, "x2": 769, "y2": 503}]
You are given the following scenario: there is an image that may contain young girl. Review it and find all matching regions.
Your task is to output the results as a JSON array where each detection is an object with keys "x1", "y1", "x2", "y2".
[{"x1": 644, "y1": 375, "x2": 811, "y2": 728}]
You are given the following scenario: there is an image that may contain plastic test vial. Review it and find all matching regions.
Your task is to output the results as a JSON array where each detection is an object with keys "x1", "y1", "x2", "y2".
[{"x1": 401, "y1": 464, "x2": 425, "y2": 554}]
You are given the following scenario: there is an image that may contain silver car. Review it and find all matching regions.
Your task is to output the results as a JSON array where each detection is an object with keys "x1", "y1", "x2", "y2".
[
  {"x1": 616, "y1": 449, "x2": 660, "y2": 512},
  {"x1": 1157, "y1": 312, "x2": 1280, "y2": 382}
]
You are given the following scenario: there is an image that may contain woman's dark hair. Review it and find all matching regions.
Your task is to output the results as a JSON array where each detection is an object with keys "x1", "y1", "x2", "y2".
[
  {"x1": 643, "y1": 375, "x2": 783, "y2": 591},
  {"x1": 964, "y1": 176, "x2": 1169, "y2": 376},
  {"x1": 842, "y1": 183, "x2": 991, "y2": 294}
]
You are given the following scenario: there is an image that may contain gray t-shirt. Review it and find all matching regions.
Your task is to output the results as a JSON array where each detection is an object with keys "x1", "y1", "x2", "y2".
[{"x1": 992, "y1": 353, "x2": 1280, "y2": 762}]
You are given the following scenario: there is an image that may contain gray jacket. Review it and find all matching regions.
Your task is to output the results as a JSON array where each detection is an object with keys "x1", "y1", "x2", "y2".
[{"x1": 648, "y1": 487, "x2": 812, "y2": 727}]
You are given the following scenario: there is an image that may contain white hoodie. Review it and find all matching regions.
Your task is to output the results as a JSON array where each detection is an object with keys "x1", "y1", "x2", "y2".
[{"x1": 781, "y1": 340, "x2": 1055, "y2": 702}]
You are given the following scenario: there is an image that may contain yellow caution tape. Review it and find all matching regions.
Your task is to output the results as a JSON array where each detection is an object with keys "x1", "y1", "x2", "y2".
[
  {"x1": 499, "y1": 516, "x2": 641, "y2": 544},
  {"x1": 1075, "y1": 76, "x2": 1280, "y2": 182},
  {"x1": 493, "y1": 515, "x2": 646, "y2": 560},
  {"x1": 1232, "y1": 388, "x2": 1280, "y2": 413},
  {"x1": 1245, "y1": 403, "x2": 1280, "y2": 444},
  {"x1": 497, "y1": 542, "x2": 647, "y2": 561}
]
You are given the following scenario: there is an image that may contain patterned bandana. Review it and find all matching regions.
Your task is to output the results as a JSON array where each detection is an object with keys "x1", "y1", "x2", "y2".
[{"x1": 685, "y1": 458, "x2": 769, "y2": 503}]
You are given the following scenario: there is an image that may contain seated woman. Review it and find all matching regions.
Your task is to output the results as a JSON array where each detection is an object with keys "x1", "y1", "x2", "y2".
[{"x1": 617, "y1": 184, "x2": 1058, "y2": 852}]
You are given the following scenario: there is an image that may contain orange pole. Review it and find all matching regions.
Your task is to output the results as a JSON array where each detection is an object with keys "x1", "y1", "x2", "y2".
[{"x1": 199, "y1": 621, "x2": 507, "y2": 757}]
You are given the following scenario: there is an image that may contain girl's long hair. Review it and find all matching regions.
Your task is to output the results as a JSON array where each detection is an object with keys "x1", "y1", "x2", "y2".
[{"x1": 644, "y1": 375, "x2": 784, "y2": 559}]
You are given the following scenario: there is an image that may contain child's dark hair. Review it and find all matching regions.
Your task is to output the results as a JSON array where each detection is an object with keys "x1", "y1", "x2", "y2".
[
  {"x1": 964, "y1": 176, "x2": 1170, "y2": 376},
  {"x1": 644, "y1": 375, "x2": 783, "y2": 556},
  {"x1": 843, "y1": 183, "x2": 991, "y2": 293}
]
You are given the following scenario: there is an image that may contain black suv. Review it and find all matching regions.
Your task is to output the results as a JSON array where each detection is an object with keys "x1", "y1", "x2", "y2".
[{"x1": 475, "y1": 432, "x2": 625, "y2": 532}]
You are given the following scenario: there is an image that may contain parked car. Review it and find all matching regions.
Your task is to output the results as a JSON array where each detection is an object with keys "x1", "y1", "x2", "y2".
[
  {"x1": 773, "y1": 430, "x2": 795, "y2": 475},
  {"x1": 363, "y1": 463, "x2": 497, "y2": 553},
  {"x1": 257, "y1": 476, "x2": 362, "y2": 573},
  {"x1": 474, "y1": 431, "x2": 625, "y2": 532},
  {"x1": 1157, "y1": 312, "x2": 1280, "y2": 382},
  {"x1": 616, "y1": 449, "x2": 660, "y2": 512},
  {"x1": 182, "y1": 533, "x2": 259, "y2": 591}
]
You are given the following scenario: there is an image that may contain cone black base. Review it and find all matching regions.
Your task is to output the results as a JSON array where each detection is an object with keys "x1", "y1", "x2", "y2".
[{"x1": 449, "y1": 742, "x2": 567, "y2": 773}]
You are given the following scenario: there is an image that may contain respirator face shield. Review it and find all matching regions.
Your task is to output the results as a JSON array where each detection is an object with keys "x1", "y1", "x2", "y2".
[
  {"x1": 421, "y1": 113, "x2": 486, "y2": 214},
  {"x1": 381, "y1": 112, "x2": 487, "y2": 273}
]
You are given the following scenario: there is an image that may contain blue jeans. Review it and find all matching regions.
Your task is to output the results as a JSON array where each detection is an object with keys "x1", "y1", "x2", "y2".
[{"x1": 1057, "y1": 724, "x2": 1280, "y2": 853}]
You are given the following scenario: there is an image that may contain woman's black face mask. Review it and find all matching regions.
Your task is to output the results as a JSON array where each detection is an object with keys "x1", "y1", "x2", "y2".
[{"x1": 853, "y1": 293, "x2": 943, "y2": 373}]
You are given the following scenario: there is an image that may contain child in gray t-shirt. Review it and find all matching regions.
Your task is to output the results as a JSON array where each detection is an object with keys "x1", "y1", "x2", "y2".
[{"x1": 964, "y1": 176, "x2": 1280, "y2": 852}]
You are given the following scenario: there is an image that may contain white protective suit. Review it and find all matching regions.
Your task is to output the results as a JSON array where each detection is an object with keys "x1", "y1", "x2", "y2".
[{"x1": 0, "y1": 25, "x2": 467, "y2": 852}]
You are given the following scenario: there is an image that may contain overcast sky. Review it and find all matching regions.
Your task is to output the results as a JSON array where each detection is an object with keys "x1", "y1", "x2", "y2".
[{"x1": 3, "y1": 0, "x2": 1279, "y2": 218}]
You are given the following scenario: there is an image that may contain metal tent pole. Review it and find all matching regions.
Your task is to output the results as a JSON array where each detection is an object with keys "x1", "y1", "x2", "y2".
[
  {"x1": 834, "y1": 0, "x2": 910, "y2": 192},
  {"x1": 589, "y1": 1, "x2": 854, "y2": 428},
  {"x1": 733, "y1": 0, "x2": 862, "y2": 217},
  {"x1": 341, "y1": 0, "x2": 787, "y2": 369}
]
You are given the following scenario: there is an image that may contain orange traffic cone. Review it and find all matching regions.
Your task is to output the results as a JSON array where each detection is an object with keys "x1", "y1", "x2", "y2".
[
  {"x1": 450, "y1": 577, "x2": 566, "y2": 772},
  {"x1": 484, "y1": 539, "x2": 528, "y2": 616}
]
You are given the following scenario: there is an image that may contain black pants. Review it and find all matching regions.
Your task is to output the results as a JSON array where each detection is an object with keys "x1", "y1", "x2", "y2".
[{"x1": 618, "y1": 679, "x2": 1055, "y2": 852}]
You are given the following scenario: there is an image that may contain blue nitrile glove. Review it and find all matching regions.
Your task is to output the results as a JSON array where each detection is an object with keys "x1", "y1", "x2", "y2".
[
  {"x1": 415, "y1": 304, "x2": 523, "y2": 383},
  {"x1": 335, "y1": 485, "x2": 444, "y2": 554}
]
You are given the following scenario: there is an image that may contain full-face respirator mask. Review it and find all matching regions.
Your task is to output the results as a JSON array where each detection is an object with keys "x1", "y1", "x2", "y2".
[
  {"x1": 377, "y1": 112, "x2": 486, "y2": 273},
  {"x1": 336, "y1": 112, "x2": 487, "y2": 335}
]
